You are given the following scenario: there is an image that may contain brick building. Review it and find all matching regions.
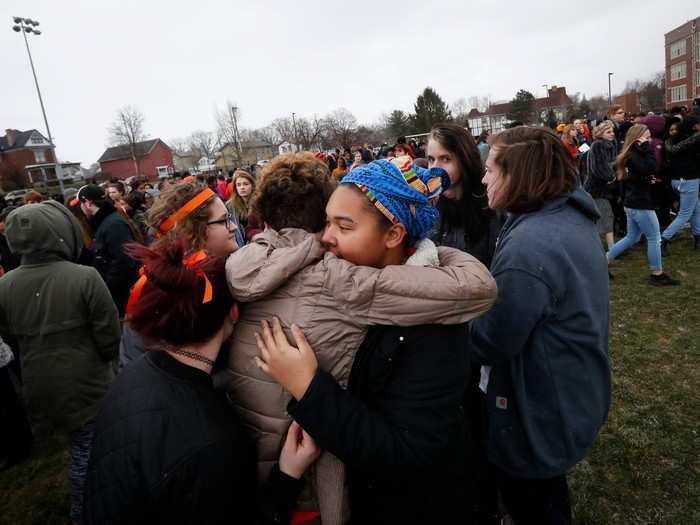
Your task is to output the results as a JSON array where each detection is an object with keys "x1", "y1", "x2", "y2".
[
  {"x1": 665, "y1": 16, "x2": 700, "y2": 108},
  {"x1": 467, "y1": 86, "x2": 573, "y2": 135},
  {"x1": 0, "y1": 128, "x2": 56, "y2": 188},
  {"x1": 614, "y1": 92, "x2": 641, "y2": 114},
  {"x1": 98, "y1": 139, "x2": 173, "y2": 180}
]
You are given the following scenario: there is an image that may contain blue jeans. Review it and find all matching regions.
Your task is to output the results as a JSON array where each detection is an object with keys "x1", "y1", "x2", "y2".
[
  {"x1": 607, "y1": 208, "x2": 662, "y2": 271},
  {"x1": 662, "y1": 178, "x2": 700, "y2": 239}
]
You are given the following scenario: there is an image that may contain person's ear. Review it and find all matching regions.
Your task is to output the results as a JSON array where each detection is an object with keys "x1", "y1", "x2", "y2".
[{"x1": 385, "y1": 223, "x2": 407, "y2": 250}]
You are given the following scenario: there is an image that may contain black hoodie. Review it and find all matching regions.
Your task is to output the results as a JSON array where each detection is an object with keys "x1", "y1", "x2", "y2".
[{"x1": 89, "y1": 202, "x2": 139, "y2": 316}]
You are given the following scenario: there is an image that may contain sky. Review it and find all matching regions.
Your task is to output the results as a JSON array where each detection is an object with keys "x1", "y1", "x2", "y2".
[{"x1": 2, "y1": 0, "x2": 698, "y2": 166}]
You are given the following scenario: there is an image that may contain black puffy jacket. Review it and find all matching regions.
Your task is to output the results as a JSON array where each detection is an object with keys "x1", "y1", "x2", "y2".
[
  {"x1": 288, "y1": 324, "x2": 472, "y2": 525},
  {"x1": 84, "y1": 351, "x2": 304, "y2": 525}
]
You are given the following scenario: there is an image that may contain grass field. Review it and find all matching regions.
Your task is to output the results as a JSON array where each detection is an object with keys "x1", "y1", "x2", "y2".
[{"x1": 0, "y1": 233, "x2": 698, "y2": 525}]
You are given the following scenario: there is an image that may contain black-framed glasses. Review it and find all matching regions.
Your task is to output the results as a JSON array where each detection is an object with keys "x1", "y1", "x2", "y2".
[{"x1": 207, "y1": 213, "x2": 235, "y2": 227}]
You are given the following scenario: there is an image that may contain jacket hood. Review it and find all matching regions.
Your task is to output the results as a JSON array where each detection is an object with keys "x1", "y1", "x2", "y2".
[
  {"x1": 536, "y1": 187, "x2": 600, "y2": 223},
  {"x1": 6, "y1": 201, "x2": 84, "y2": 261},
  {"x1": 641, "y1": 115, "x2": 665, "y2": 139}
]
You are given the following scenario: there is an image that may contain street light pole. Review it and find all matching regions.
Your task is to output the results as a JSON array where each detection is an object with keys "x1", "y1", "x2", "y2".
[
  {"x1": 608, "y1": 72, "x2": 614, "y2": 106},
  {"x1": 542, "y1": 84, "x2": 549, "y2": 125},
  {"x1": 12, "y1": 16, "x2": 64, "y2": 194},
  {"x1": 291, "y1": 112, "x2": 298, "y2": 151}
]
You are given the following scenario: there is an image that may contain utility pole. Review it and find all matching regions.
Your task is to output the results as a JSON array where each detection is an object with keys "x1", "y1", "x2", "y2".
[
  {"x1": 542, "y1": 84, "x2": 550, "y2": 125},
  {"x1": 608, "y1": 72, "x2": 614, "y2": 106},
  {"x1": 230, "y1": 105, "x2": 241, "y2": 166},
  {"x1": 291, "y1": 112, "x2": 298, "y2": 151}
]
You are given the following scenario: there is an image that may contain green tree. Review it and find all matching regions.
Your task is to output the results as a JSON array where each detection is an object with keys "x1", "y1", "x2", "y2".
[
  {"x1": 506, "y1": 90, "x2": 536, "y2": 124},
  {"x1": 387, "y1": 110, "x2": 412, "y2": 138},
  {"x1": 413, "y1": 87, "x2": 452, "y2": 133}
]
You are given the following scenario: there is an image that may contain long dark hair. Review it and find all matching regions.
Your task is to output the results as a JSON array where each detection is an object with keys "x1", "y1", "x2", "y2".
[{"x1": 429, "y1": 123, "x2": 491, "y2": 241}]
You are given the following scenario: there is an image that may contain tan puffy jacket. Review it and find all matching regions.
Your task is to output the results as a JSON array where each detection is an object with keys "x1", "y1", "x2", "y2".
[{"x1": 223, "y1": 228, "x2": 496, "y2": 523}]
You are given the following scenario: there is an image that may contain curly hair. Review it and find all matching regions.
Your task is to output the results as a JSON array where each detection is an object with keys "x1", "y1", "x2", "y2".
[
  {"x1": 252, "y1": 152, "x2": 336, "y2": 233},
  {"x1": 146, "y1": 181, "x2": 217, "y2": 250}
]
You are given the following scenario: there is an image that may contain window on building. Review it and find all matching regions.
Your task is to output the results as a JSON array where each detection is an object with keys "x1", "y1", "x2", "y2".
[
  {"x1": 695, "y1": 33, "x2": 700, "y2": 64},
  {"x1": 696, "y1": 69, "x2": 700, "y2": 89},
  {"x1": 671, "y1": 62, "x2": 686, "y2": 80},
  {"x1": 30, "y1": 136, "x2": 44, "y2": 144},
  {"x1": 34, "y1": 150, "x2": 46, "y2": 163},
  {"x1": 669, "y1": 85, "x2": 687, "y2": 103},
  {"x1": 670, "y1": 39, "x2": 686, "y2": 58}
]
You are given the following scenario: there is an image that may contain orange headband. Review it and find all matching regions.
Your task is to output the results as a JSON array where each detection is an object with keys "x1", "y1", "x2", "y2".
[
  {"x1": 126, "y1": 250, "x2": 213, "y2": 316},
  {"x1": 156, "y1": 188, "x2": 216, "y2": 237}
]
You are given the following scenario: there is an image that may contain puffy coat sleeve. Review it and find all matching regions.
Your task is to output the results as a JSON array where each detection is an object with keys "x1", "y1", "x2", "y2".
[
  {"x1": 84, "y1": 268, "x2": 121, "y2": 361},
  {"x1": 226, "y1": 231, "x2": 324, "y2": 302},
  {"x1": 321, "y1": 247, "x2": 497, "y2": 326}
]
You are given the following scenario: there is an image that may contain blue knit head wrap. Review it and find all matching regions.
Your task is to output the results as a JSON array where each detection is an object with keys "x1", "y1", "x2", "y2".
[{"x1": 341, "y1": 157, "x2": 450, "y2": 244}]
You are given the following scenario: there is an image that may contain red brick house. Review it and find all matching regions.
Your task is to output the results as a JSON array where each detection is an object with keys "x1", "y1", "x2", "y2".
[
  {"x1": 98, "y1": 139, "x2": 174, "y2": 180},
  {"x1": 0, "y1": 128, "x2": 56, "y2": 188}
]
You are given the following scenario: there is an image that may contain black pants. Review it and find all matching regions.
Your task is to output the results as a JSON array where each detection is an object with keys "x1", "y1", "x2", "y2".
[
  {"x1": 0, "y1": 366, "x2": 33, "y2": 468},
  {"x1": 493, "y1": 466, "x2": 571, "y2": 525}
]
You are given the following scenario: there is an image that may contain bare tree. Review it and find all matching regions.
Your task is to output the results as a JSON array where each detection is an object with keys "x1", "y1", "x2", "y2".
[
  {"x1": 451, "y1": 98, "x2": 470, "y2": 122},
  {"x1": 168, "y1": 137, "x2": 192, "y2": 155},
  {"x1": 295, "y1": 114, "x2": 326, "y2": 150},
  {"x1": 107, "y1": 105, "x2": 148, "y2": 177},
  {"x1": 324, "y1": 108, "x2": 359, "y2": 149},
  {"x1": 188, "y1": 130, "x2": 219, "y2": 163},
  {"x1": 588, "y1": 96, "x2": 611, "y2": 119},
  {"x1": 272, "y1": 117, "x2": 297, "y2": 145},
  {"x1": 250, "y1": 125, "x2": 281, "y2": 148},
  {"x1": 215, "y1": 102, "x2": 242, "y2": 163}
]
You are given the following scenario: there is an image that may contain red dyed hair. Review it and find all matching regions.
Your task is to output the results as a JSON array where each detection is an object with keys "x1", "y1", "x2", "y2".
[{"x1": 126, "y1": 237, "x2": 234, "y2": 347}]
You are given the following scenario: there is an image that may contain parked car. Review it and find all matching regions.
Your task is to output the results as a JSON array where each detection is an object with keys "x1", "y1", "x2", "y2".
[{"x1": 4, "y1": 189, "x2": 30, "y2": 206}]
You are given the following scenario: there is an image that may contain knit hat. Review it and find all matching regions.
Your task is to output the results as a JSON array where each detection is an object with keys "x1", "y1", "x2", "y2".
[{"x1": 341, "y1": 156, "x2": 449, "y2": 244}]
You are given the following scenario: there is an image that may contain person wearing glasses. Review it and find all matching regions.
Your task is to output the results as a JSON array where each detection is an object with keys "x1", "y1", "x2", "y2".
[{"x1": 119, "y1": 181, "x2": 240, "y2": 369}]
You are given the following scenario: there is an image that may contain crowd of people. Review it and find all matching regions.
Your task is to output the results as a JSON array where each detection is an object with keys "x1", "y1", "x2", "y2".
[{"x1": 0, "y1": 98, "x2": 697, "y2": 525}]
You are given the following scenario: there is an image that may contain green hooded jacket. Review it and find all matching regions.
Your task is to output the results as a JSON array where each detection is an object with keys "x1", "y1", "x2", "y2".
[{"x1": 0, "y1": 201, "x2": 120, "y2": 433}]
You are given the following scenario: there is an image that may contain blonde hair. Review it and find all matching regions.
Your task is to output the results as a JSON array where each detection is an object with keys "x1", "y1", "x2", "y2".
[
  {"x1": 229, "y1": 170, "x2": 255, "y2": 222},
  {"x1": 593, "y1": 121, "x2": 614, "y2": 140},
  {"x1": 614, "y1": 124, "x2": 648, "y2": 181}
]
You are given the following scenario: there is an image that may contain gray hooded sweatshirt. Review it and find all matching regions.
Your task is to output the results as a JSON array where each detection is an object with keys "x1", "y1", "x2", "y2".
[{"x1": 470, "y1": 188, "x2": 611, "y2": 479}]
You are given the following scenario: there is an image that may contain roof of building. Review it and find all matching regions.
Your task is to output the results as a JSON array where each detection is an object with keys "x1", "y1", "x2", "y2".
[
  {"x1": 0, "y1": 129, "x2": 51, "y2": 151},
  {"x1": 98, "y1": 138, "x2": 166, "y2": 163}
]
